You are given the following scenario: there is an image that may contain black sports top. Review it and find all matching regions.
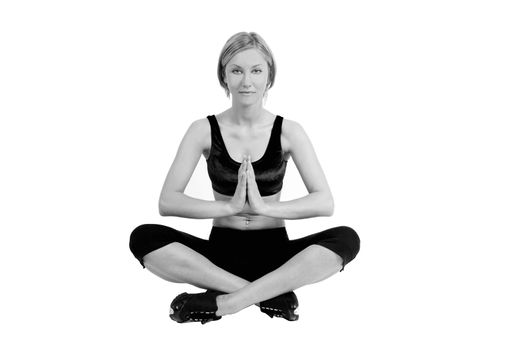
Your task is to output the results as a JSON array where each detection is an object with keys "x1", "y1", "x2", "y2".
[{"x1": 206, "y1": 115, "x2": 288, "y2": 197}]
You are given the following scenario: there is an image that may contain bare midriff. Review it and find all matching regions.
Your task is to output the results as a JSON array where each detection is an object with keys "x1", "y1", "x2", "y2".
[{"x1": 212, "y1": 190, "x2": 286, "y2": 230}]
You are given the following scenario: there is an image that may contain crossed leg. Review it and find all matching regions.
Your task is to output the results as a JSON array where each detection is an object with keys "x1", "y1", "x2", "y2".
[
  {"x1": 143, "y1": 242, "x2": 250, "y2": 293},
  {"x1": 142, "y1": 241, "x2": 343, "y2": 317}
]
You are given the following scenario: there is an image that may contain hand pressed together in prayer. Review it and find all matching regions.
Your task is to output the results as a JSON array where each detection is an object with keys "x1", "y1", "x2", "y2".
[{"x1": 228, "y1": 155, "x2": 268, "y2": 216}]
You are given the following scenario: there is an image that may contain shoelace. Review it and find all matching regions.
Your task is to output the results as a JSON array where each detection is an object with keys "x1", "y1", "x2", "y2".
[{"x1": 170, "y1": 291, "x2": 223, "y2": 324}]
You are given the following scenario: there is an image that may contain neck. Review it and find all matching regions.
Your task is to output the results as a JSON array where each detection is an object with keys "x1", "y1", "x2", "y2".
[{"x1": 229, "y1": 102, "x2": 265, "y2": 127}]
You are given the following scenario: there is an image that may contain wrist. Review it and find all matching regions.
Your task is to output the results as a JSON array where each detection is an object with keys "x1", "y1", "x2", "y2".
[
  {"x1": 225, "y1": 201, "x2": 242, "y2": 216},
  {"x1": 258, "y1": 201, "x2": 273, "y2": 216},
  {"x1": 224, "y1": 202, "x2": 236, "y2": 216}
]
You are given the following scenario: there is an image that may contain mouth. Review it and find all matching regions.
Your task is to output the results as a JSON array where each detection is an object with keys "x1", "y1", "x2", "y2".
[{"x1": 239, "y1": 91, "x2": 255, "y2": 94}]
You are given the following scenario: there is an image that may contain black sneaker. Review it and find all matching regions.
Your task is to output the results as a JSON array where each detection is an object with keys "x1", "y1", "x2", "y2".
[
  {"x1": 259, "y1": 291, "x2": 299, "y2": 321},
  {"x1": 169, "y1": 290, "x2": 225, "y2": 324}
]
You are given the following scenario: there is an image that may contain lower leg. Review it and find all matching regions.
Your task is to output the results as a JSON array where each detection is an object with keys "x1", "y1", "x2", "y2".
[
  {"x1": 143, "y1": 242, "x2": 250, "y2": 293},
  {"x1": 216, "y1": 244, "x2": 343, "y2": 316}
]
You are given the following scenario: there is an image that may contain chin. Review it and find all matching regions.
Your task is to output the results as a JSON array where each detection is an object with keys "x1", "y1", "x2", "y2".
[{"x1": 235, "y1": 97, "x2": 262, "y2": 105}]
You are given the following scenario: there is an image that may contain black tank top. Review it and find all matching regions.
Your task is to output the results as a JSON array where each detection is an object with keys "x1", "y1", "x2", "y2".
[{"x1": 206, "y1": 115, "x2": 288, "y2": 197}]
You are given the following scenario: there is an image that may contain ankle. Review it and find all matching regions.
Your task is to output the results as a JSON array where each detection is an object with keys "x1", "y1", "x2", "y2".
[{"x1": 215, "y1": 293, "x2": 237, "y2": 317}]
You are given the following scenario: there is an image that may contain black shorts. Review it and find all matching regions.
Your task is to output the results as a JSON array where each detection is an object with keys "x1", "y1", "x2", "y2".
[{"x1": 129, "y1": 224, "x2": 360, "y2": 282}]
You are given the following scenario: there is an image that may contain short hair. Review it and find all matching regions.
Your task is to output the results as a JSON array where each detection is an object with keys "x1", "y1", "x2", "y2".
[{"x1": 217, "y1": 32, "x2": 276, "y2": 97}]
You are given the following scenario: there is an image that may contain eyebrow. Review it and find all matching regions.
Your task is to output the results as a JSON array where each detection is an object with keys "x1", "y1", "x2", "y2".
[{"x1": 230, "y1": 64, "x2": 264, "y2": 68}]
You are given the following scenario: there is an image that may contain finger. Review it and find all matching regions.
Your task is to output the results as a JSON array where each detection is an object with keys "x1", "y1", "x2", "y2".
[
  {"x1": 247, "y1": 156, "x2": 255, "y2": 172},
  {"x1": 247, "y1": 162, "x2": 255, "y2": 179},
  {"x1": 239, "y1": 159, "x2": 247, "y2": 175},
  {"x1": 243, "y1": 163, "x2": 249, "y2": 178},
  {"x1": 242, "y1": 169, "x2": 248, "y2": 185},
  {"x1": 238, "y1": 173, "x2": 247, "y2": 196},
  {"x1": 238, "y1": 176, "x2": 246, "y2": 193}
]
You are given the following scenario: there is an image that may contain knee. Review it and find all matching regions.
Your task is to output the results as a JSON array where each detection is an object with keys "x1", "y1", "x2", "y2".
[
  {"x1": 334, "y1": 226, "x2": 360, "y2": 260},
  {"x1": 129, "y1": 224, "x2": 153, "y2": 256},
  {"x1": 129, "y1": 223, "x2": 171, "y2": 258},
  {"x1": 130, "y1": 224, "x2": 154, "y2": 241},
  {"x1": 337, "y1": 225, "x2": 359, "y2": 242}
]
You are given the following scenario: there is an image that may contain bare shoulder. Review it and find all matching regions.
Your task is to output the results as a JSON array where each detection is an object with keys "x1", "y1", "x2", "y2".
[
  {"x1": 187, "y1": 116, "x2": 212, "y2": 157},
  {"x1": 189, "y1": 117, "x2": 211, "y2": 134},
  {"x1": 281, "y1": 118, "x2": 306, "y2": 155}
]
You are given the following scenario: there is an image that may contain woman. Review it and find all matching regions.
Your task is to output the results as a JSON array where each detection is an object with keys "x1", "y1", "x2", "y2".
[{"x1": 129, "y1": 32, "x2": 360, "y2": 324}]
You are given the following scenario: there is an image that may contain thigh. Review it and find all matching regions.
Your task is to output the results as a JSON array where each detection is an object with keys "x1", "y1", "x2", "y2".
[
  {"x1": 129, "y1": 224, "x2": 211, "y2": 268},
  {"x1": 287, "y1": 226, "x2": 360, "y2": 271}
]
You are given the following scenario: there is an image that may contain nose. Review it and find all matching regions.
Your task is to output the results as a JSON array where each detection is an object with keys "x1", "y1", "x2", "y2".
[{"x1": 241, "y1": 73, "x2": 251, "y2": 87}]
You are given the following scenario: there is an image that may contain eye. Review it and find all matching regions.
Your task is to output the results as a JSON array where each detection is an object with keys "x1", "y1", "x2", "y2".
[
  {"x1": 253, "y1": 69, "x2": 263, "y2": 74},
  {"x1": 231, "y1": 69, "x2": 242, "y2": 74}
]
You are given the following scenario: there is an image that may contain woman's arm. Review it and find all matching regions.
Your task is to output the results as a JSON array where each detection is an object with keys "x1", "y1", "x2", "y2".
[
  {"x1": 160, "y1": 192, "x2": 236, "y2": 219},
  {"x1": 158, "y1": 118, "x2": 243, "y2": 219},
  {"x1": 257, "y1": 120, "x2": 335, "y2": 219},
  {"x1": 260, "y1": 191, "x2": 333, "y2": 219}
]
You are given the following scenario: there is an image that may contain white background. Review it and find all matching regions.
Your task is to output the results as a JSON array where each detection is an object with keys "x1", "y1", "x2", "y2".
[{"x1": 1, "y1": 0, "x2": 524, "y2": 349}]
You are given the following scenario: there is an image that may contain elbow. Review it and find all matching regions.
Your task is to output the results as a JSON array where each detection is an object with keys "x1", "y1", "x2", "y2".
[
  {"x1": 318, "y1": 192, "x2": 334, "y2": 217},
  {"x1": 158, "y1": 191, "x2": 183, "y2": 216},
  {"x1": 158, "y1": 194, "x2": 176, "y2": 216},
  {"x1": 325, "y1": 198, "x2": 335, "y2": 216},
  {"x1": 158, "y1": 197, "x2": 168, "y2": 216}
]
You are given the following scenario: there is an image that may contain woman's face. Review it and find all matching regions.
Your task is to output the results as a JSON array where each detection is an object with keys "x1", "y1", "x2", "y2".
[{"x1": 224, "y1": 48, "x2": 269, "y2": 105}]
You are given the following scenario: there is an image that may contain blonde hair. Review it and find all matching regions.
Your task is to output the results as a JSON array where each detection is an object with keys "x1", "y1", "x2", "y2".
[{"x1": 217, "y1": 32, "x2": 276, "y2": 97}]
